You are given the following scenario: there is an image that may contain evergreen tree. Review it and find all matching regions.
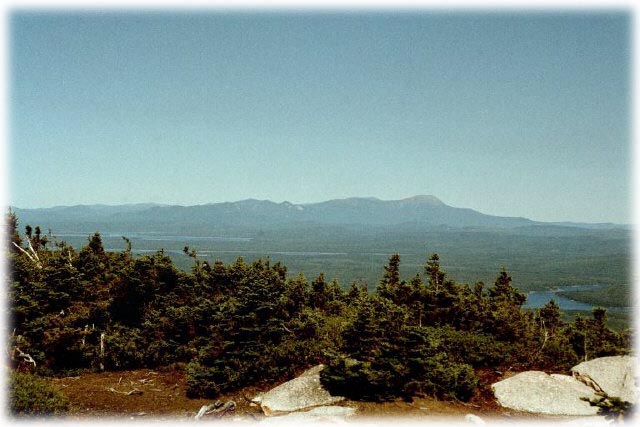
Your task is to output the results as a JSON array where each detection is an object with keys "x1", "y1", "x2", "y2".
[
  {"x1": 488, "y1": 269, "x2": 526, "y2": 307},
  {"x1": 423, "y1": 253, "x2": 446, "y2": 325},
  {"x1": 6, "y1": 209, "x2": 23, "y2": 252},
  {"x1": 310, "y1": 273, "x2": 329, "y2": 311},
  {"x1": 486, "y1": 269, "x2": 528, "y2": 342},
  {"x1": 378, "y1": 253, "x2": 401, "y2": 300},
  {"x1": 530, "y1": 299, "x2": 575, "y2": 369}
]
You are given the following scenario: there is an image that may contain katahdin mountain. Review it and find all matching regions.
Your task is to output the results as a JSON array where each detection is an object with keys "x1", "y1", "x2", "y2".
[{"x1": 11, "y1": 195, "x2": 624, "y2": 235}]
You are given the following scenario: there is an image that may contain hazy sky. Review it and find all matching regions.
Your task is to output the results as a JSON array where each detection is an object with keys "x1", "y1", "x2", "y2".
[{"x1": 9, "y1": 11, "x2": 631, "y2": 223}]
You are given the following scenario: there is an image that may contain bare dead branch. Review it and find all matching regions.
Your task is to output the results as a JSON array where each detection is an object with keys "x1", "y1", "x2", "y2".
[
  {"x1": 24, "y1": 237, "x2": 41, "y2": 263},
  {"x1": 108, "y1": 387, "x2": 143, "y2": 396},
  {"x1": 12, "y1": 242, "x2": 41, "y2": 268},
  {"x1": 13, "y1": 347, "x2": 36, "y2": 368}
]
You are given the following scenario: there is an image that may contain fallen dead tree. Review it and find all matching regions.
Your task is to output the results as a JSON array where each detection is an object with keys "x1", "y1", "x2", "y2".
[
  {"x1": 12, "y1": 346, "x2": 37, "y2": 370},
  {"x1": 194, "y1": 400, "x2": 236, "y2": 419}
]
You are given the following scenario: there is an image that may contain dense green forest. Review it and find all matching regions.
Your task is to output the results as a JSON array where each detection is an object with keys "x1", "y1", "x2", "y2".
[
  {"x1": 6, "y1": 210, "x2": 632, "y2": 412},
  {"x1": 557, "y1": 284, "x2": 632, "y2": 308},
  {"x1": 49, "y1": 224, "x2": 631, "y2": 299}
]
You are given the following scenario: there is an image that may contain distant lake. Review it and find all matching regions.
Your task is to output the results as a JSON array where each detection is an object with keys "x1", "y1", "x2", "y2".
[
  {"x1": 116, "y1": 249, "x2": 349, "y2": 257},
  {"x1": 56, "y1": 232, "x2": 253, "y2": 242},
  {"x1": 524, "y1": 284, "x2": 630, "y2": 313}
]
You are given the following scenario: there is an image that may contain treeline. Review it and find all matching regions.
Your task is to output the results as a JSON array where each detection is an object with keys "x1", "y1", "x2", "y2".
[
  {"x1": 557, "y1": 284, "x2": 631, "y2": 309},
  {"x1": 6, "y1": 211, "x2": 632, "y2": 402}
]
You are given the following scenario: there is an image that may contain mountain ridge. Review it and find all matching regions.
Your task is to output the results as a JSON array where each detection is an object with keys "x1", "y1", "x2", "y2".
[{"x1": 10, "y1": 195, "x2": 626, "y2": 231}]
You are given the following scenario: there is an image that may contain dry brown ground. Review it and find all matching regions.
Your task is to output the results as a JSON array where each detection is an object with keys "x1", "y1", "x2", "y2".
[{"x1": 46, "y1": 368, "x2": 537, "y2": 422}]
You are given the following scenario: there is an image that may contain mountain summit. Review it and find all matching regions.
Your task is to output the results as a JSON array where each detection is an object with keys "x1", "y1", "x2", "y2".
[{"x1": 399, "y1": 195, "x2": 445, "y2": 205}]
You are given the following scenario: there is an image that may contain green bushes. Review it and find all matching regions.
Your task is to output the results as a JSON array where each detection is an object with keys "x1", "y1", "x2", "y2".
[
  {"x1": 434, "y1": 327, "x2": 509, "y2": 367},
  {"x1": 103, "y1": 326, "x2": 146, "y2": 370},
  {"x1": 321, "y1": 320, "x2": 479, "y2": 402},
  {"x1": 321, "y1": 348, "x2": 479, "y2": 402},
  {"x1": 321, "y1": 357, "x2": 395, "y2": 401},
  {"x1": 9, "y1": 372, "x2": 68, "y2": 416},
  {"x1": 185, "y1": 360, "x2": 222, "y2": 398},
  {"x1": 185, "y1": 267, "x2": 345, "y2": 398},
  {"x1": 319, "y1": 254, "x2": 625, "y2": 403}
]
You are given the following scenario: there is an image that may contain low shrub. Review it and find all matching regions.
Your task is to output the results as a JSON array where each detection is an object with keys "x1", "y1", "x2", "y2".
[{"x1": 9, "y1": 371, "x2": 69, "y2": 416}]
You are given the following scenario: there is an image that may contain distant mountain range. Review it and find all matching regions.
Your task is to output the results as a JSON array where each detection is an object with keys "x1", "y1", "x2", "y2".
[{"x1": 11, "y1": 196, "x2": 625, "y2": 233}]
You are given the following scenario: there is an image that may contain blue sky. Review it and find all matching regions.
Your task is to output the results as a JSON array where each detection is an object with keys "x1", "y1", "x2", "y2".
[{"x1": 8, "y1": 11, "x2": 631, "y2": 223}]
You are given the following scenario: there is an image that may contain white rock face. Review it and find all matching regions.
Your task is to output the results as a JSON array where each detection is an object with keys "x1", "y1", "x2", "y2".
[
  {"x1": 257, "y1": 365, "x2": 345, "y2": 416},
  {"x1": 571, "y1": 355, "x2": 637, "y2": 404},
  {"x1": 492, "y1": 371, "x2": 599, "y2": 416}
]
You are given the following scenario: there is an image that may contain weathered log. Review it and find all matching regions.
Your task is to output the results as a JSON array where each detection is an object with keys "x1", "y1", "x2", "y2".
[
  {"x1": 213, "y1": 401, "x2": 236, "y2": 417},
  {"x1": 194, "y1": 405, "x2": 214, "y2": 419}
]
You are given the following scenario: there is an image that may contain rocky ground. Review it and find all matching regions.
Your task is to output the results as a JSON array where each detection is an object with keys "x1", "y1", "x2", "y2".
[
  {"x1": 43, "y1": 367, "x2": 521, "y2": 422},
  {"x1": 11, "y1": 355, "x2": 628, "y2": 425}
]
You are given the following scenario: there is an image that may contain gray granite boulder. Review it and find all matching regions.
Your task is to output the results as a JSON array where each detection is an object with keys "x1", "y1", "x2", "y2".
[
  {"x1": 571, "y1": 355, "x2": 637, "y2": 403},
  {"x1": 492, "y1": 371, "x2": 599, "y2": 415},
  {"x1": 257, "y1": 365, "x2": 345, "y2": 416}
]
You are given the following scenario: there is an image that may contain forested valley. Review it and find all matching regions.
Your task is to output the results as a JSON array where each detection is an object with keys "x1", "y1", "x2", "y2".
[{"x1": 6, "y1": 211, "x2": 632, "y2": 416}]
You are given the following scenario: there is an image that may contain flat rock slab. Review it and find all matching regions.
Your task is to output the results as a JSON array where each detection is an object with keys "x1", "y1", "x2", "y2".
[
  {"x1": 258, "y1": 365, "x2": 345, "y2": 416},
  {"x1": 492, "y1": 371, "x2": 599, "y2": 416},
  {"x1": 559, "y1": 416, "x2": 614, "y2": 427},
  {"x1": 571, "y1": 356, "x2": 637, "y2": 404}
]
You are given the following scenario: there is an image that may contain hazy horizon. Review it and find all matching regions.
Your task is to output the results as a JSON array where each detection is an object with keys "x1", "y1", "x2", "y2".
[{"x1": 9, "y1": 11, "x2": 631, "y2": 223}]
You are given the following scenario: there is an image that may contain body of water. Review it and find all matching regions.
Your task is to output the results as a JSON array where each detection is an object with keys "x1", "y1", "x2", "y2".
[
  {"x1": 524, "y1": 284, "x2": 630, "y2": 313},
  {"x1": 56, "y1": 232, "x2": 253, "y2": 242},
  {"x1": 117, "y1": 249, "x2": 349, "y2": 256}
]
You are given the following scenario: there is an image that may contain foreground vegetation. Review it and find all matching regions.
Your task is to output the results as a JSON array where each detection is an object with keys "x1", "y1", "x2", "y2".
[
  {"x1": 9, "y1": 371, "x2": 69, "y2": 416},
  {"x1": 6, "y1": 211, "x2": 632, "y2": 415}
]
